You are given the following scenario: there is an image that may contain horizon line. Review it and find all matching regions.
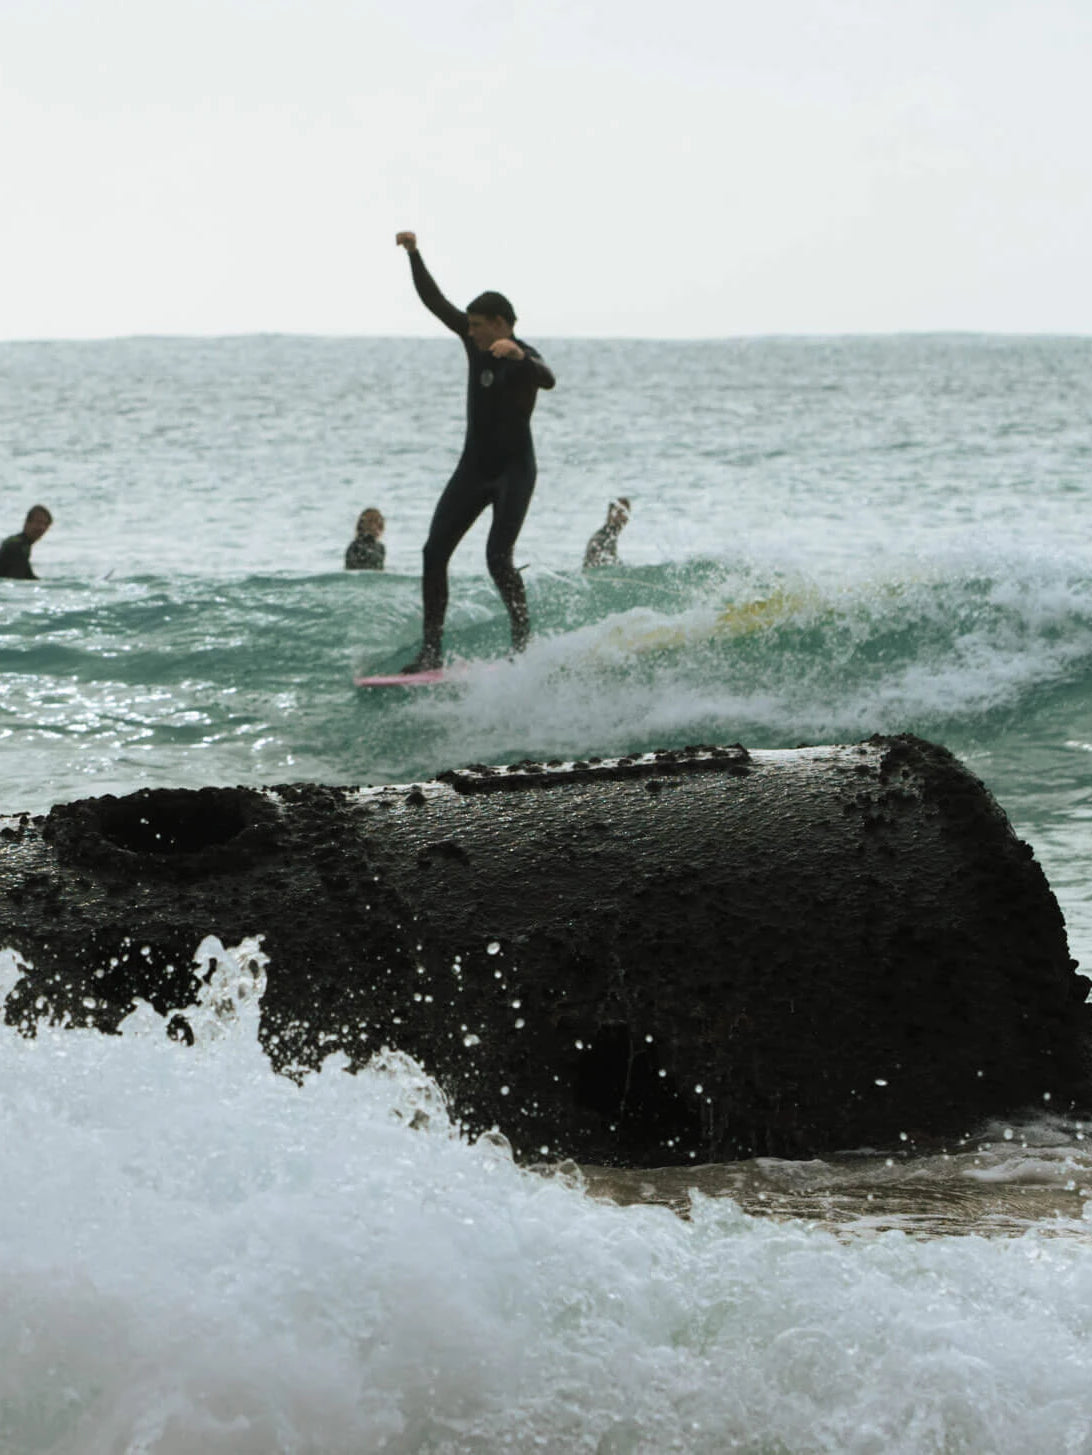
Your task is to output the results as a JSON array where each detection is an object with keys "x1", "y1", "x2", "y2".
[{"x1": 2, "y1": 327, "x2": 1092, "y2": 347}]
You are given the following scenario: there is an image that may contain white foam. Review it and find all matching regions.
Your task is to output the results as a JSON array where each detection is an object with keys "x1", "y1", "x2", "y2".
[
  {"x1": 3, "y1": 943, "x2": 1092, "y2": 1452},
  {"x1": 401, "y1": 558, "x2": 1092, "y2": 770}
]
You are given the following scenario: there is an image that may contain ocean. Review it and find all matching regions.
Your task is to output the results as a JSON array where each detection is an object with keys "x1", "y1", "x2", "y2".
[{"x1": 2, "y1": 332, "x2": 1092, "y2": 1451}]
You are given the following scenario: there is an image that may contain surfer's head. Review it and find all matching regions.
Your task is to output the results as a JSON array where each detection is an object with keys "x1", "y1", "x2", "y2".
[
  {"x1": 24, "y1": 505, "x2": 52, "y2": 542},
  {"x1": 466, "y1": 292, "x2": 516, "y2": 351},
  {"x1": 356, "y1": 508, "x2": 385, "y2": 538},
  {"x1": 607, "y1": 497, "x2": 631, "y2": 528},
  {"x1": 467, "y1": 290, "x2": 516, "y2": 326}
]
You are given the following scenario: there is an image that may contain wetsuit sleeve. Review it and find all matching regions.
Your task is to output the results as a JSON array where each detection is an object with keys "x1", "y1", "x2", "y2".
[
  {"x1": 408, "y1": 251, "x2": 468, "y2": 337},
  {"x1": 520, "y1": 343, "x2": 556, "y2": 390}
]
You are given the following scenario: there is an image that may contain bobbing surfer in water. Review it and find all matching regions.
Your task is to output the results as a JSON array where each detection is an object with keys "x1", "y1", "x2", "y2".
[{"x1": 395, "y1": 230, "x2": 556, "y2": 673}]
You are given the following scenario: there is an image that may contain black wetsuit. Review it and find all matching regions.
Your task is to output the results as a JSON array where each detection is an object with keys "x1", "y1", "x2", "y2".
[
  {"x1": 345, "y1": 533, "x2": 385, "y2": 570},
  {"x1": 407, "y1": 250, "x2": 555, "y2": 659},
  {"x1": 0, "y1": 532, "x2": 37, "y2": 580}
]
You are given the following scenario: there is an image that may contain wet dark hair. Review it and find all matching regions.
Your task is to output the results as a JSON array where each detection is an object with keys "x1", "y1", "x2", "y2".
[{"x1": 466, "y1": 291, "x2": 516, "y2": 326}]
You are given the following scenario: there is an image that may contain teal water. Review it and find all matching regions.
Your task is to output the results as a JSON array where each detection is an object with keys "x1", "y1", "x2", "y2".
[{"x1": 3, "y1": 335, "x2": 1092, "y2": 1451}]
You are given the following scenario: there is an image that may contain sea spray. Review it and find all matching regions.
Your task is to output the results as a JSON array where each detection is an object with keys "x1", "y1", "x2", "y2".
[{"x1": 3, "y1": 941, "x2": 1092, "y2": 1451}]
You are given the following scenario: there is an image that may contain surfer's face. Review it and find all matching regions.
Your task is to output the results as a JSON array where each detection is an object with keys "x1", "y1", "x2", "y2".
[
  {"x1": 24, "y1": 510, "x2": 52, "y2": 543},
  {"x1": 467, "y1": 314, "x2": 512, "y2": 351}
]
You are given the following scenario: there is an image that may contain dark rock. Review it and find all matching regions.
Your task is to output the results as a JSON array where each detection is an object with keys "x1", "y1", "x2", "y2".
[{"x1": 1, "y1": 734, "x2": 1089, "y2": 1165}]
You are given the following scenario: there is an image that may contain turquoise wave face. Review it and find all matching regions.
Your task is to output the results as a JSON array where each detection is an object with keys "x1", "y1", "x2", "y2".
[{"x1": 5, "y1": 553, "x2": 1092, "y2": 813}]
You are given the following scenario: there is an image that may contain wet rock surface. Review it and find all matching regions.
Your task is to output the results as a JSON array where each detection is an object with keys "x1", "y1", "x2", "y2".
[{"x1": 1, "y1": 735, "x2": 1089, "y2": 1165}]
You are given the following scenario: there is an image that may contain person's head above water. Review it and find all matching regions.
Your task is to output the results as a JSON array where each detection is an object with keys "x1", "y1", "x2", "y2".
[
  {"x1": 24, "y1": 505, "x2": 52, "y2": 542},
  {"x1": 607, "y1": 497, "x2": 631, "y2": 529},
  {"x1": 356, "y1": 507, "x2": 385, "y2": 538}
]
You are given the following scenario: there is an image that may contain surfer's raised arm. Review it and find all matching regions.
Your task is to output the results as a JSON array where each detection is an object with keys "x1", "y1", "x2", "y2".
[{"x1": 395, "y1": 231, "x2": 467, "y2": 337}]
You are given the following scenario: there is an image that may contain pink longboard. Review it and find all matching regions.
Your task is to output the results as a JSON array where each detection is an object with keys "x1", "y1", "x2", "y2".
[
  {"x1": 354, "y1": 660, "x2": 500, "y2": 689},
  {"x1": 354, "y1": 668, "x2": 450, "y2": 688}
]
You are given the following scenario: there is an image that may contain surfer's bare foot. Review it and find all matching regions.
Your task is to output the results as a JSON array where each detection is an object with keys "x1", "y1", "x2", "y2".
[{"x1": 400, "y1": 645, "x2": 442, "y2": 674}]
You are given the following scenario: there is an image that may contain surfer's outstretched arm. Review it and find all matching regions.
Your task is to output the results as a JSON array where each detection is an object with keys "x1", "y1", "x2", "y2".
[{"x1": 395, "y1": 231, "x2": 468, "y2": 337}]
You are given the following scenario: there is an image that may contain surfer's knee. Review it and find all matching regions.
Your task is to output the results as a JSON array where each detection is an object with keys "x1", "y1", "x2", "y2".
[{"x1": 422, "y1": 536, "x2": 449, "y2": 574}]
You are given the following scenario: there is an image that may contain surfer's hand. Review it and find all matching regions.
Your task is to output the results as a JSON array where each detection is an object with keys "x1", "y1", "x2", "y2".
[
  {"x1": 395, "y1": 231, "x2": 418, "y2": 251},
  {"x1": 490, "y1": 338, "x2": 524, "y2": 360}
]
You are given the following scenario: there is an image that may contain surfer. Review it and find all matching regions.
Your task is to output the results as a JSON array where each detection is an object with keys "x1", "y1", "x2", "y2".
[
  {"x1": 345, "y1": 507, "x2": 386, "y2": 570},
  {"x1": 394, "y1": 230, "x2": 556, "y2": 673},
  {"x1": 0, "y1": 505, "x2": 52, "y2": 580},
  {"x1": 583, "y1": 498, "x2": 631, "y2": 569}
]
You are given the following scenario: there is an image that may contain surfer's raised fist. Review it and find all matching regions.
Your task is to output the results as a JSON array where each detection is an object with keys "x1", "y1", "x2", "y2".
[{"x1": 395, "y1": 231, "x2": 418, "y2": 251}]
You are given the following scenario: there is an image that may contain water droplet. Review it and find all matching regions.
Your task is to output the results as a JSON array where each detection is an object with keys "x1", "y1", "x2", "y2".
[{"x1": 487, "y1": 941, "x2": 500, "y2": 956}]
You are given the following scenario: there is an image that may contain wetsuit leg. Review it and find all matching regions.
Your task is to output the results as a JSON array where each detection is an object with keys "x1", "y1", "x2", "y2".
[
  {"x1": 416, "y1": 457, "x2": 492, "y2": 660},
  {"x1": 484, "y1": 447, "x2": 537, "y2": 653}
]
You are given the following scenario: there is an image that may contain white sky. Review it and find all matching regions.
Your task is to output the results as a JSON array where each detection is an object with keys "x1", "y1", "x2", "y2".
[{"x1": 2, "y1": 0, "x2": 1090, "y2": 340}]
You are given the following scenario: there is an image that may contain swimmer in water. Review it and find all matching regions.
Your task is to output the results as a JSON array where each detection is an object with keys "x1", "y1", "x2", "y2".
[
  {"x1": 583, "y1": 498, "x2": 631, "y2": 569},
  {"x1": 0, "y1": 505, "x2": 53, "y2": 580},
  {"x1": 345, "y1": 507, "x2": 386, "y2": 571}
]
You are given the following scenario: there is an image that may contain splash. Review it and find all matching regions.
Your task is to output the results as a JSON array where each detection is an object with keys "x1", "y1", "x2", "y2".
[{"x1": 3, "y1": 940, "x2": 1092, "y2": 1451}]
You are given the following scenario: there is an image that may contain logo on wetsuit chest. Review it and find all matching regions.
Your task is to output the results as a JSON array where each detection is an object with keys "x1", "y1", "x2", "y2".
[{"x1": 480, "y1": 368, "x2": 495, "y2": 388}]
